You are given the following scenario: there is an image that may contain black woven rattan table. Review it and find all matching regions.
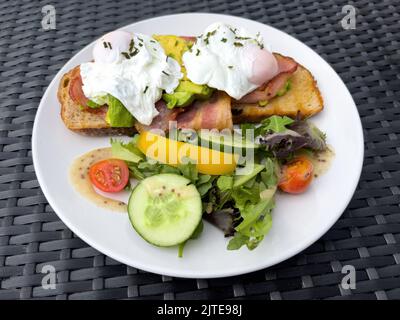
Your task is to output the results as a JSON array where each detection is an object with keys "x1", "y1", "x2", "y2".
[{"x1": 0, "y1": 0, "x2": 399, "y2": 300}]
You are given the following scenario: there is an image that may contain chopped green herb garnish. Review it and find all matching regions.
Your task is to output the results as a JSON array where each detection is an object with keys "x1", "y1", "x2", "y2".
[
  {"x1": 234, "y1": 42, "x2": 243, "y2": 47},
  {"x1": 121, "y1": 52, "x2": 130, "y2": 59},
  {"x1": 129, "y1": 39, "x2": 135, "y2": 51},
  {"x1": 196, "y1": 49, "x2": 200, "y2": 56},
  {"x1": 150, "y1": 40, "x2": 156, "y2": 43},
  {"x1": 107, "y1": 42, "x2": 112, "y2": 49},
  {"x1": 174, "y1": 40, "x2": 178, "y2": 46},
  {"x1": 137, "y1": 37, "x2": 143, "y2": 42},
  {"x1": 228, "y1": 65, "x2": 233, "y2": 69},
  {"x1": 162, "y1": 71, "x2": 170, "y2": 76},
  {"x1": 235, "y1": 36, "x2": 251, "y2": 41},
  {"x1": 130, "y1": 49, "x2": 139, "y2": 57},
  {"x1": 221, "y1": 38, "x2": 227, "y2": 43},
  {"x1": 143, "y1": 86, "x2": 149, "y2": 94},
  {"x1": 103, "y1": 42, "x2": 107, "y2": 48}
]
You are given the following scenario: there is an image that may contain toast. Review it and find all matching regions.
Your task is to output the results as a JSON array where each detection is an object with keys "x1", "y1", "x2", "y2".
[
  {"x1": 231, "y1": 64, "x2": 323, "y2": 122},
  {"x1": 58, "y1": 63, "x2": 322, "y2": 135},
  {"x1": 57, "y1": 66, "x2": 136, "y2": 136}
]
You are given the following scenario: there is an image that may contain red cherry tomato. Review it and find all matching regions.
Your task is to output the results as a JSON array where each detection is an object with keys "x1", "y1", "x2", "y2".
[
  {"x1": 278, "y1": 156, "x2": 314, "y2": 194},
  {"x1": 89, "y1": 159, "x2": 129, "y2": 193}
]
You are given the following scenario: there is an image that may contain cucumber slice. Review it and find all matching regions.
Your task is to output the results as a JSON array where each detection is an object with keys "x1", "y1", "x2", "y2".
[
  {"x1": 198, "y1": 130, "x2": 259, "y2": 153},
  {"x1": 128, "y1": 174, "x2": 202, "y2": 247}
]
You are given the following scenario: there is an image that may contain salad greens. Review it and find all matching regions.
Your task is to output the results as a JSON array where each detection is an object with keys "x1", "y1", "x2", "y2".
[
  {"x1": 215, "y1": 158, "x2": 278, "y2": 250},
  {"x1": 109, "y1": 115, "x2": 327, "y2": 255},
  {"x1": 241, "y1": 115, "x2": 294, "y2": 137},
  {"x1": 110, "y1": 138, "x2": 143, "y2": 163},
  {"x1": 259, "y1": 118, "x2": 327, "y2": 158}
]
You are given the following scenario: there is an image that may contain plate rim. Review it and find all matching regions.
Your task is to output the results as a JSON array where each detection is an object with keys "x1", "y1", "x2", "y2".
[{"x1": 32, "y1": 12, "x2": 364, "y2": 278}]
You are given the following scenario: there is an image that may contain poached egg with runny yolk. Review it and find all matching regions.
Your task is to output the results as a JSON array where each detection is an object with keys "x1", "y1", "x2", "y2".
[
  {"x1": 182, "y1": 22, "x2": 278, "y2": 100},
  {"x1": 80, "y1": 30, "x2": 182, "y2": 125}
]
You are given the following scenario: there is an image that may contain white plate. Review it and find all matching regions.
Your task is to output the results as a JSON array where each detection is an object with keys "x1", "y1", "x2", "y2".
[{"x1": 32, "y1": 13, "x2": 364, "y2": 278}]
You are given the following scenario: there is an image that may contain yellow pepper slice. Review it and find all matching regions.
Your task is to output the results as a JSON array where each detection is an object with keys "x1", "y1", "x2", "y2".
[{"x1": 137, "y1": 131, "x2": 237, "y2": 175}]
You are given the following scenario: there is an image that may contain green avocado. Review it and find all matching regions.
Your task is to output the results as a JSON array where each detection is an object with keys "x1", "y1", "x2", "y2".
[
  {"x1": 176, "y1": 81, "x2": 211, "y2": 95},
  {"x1": 153, "y1": 35, "x2": 213, "y2": 109},
  {"x1": 163, "y1": 80, "x2": 214, "y2": 109},
  {"x1": 163, "y1": 91, "x2": 195, "y2": 109}
]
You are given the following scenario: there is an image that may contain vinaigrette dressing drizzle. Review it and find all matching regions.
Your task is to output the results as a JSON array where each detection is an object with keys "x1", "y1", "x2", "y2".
[{"x1": 69, "y1": 147, "x2": 127, "y2": 212}]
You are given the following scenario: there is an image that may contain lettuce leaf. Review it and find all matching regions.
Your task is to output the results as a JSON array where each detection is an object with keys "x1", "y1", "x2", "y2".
[
  {"x1": 110, "y1": 138, "x2": 143, "y2": 163},
  {"x1": 178, "y1": 220, "x2": 204, "y2": 258},
  {"x1": 212, "y1": 160, "x2": 279, "y2": 251},
  {"x1": 259, "y1": 119, "x2": 327, "y2": 159},
  {"x1": 240, "y1": 115, "x2": 294, "y2": 138},
  {"x1": 258, "y1": 115, "x2": 294, "y2": 134}
]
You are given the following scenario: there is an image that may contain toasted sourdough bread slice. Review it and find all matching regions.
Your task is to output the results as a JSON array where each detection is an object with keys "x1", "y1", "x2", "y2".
[
  {"x1": 232, "y1": 63, "x2": 323, "y2": 123},
  {"x1": 58, "y1": 66, "x2": 136, "y2": 136}
]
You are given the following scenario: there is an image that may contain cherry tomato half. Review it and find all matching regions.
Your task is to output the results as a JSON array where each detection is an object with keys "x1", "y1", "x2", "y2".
[
  {"x1": 278, "y1": 156, "x2": 314, "y2": 194},
  {"x1": 89, "y1": 159, "x2": 129, "y2": 193}
]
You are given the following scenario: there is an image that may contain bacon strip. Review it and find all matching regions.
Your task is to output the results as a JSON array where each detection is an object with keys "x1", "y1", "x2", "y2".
[
  {"x1": 176, "y1": 91, "x2": 232, "y2": 131},
  {"x1": 69, "y1": 66, "x2": 107, "y2": 114},
  {"x1": 236, "y1": 53, "x2": 298, "y2": 104},
  {"x1": 135, "y1": 100, "x2": 183, "y2": 132},
  {"x1": 69, "y1": 67, "x2": 89, "y2": 107}
]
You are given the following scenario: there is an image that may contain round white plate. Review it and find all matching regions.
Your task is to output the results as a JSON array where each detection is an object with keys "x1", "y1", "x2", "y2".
[{"x1": 32, "y1": 13, "x2": 364, "y2": 278}]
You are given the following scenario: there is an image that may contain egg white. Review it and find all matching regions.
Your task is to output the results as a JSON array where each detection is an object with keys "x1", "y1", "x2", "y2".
[
  {"x1": 80, "y1": 32, "x2": 182, "y2": 125},
  {"x1": 182, "y1": 22, "x2": 268, "y2": 100}
]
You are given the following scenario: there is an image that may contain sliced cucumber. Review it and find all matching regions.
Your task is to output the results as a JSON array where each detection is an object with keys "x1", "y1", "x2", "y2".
[
  {"x1": 128, "y1": 174, "x2": 202, "y2": 247},
  {"x1": 198, "y1": 130, "x2": 259, "y2": 153}
]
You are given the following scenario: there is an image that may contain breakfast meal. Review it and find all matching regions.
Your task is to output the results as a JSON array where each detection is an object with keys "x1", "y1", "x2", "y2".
[{"x1": 60, "y1": 22, "x2": 333, "y2": 254}]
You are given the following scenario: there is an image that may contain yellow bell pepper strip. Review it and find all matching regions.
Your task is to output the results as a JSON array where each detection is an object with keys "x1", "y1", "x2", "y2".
[{"x1": 137, "y1": 131, "x2": 237, "y2": 175}]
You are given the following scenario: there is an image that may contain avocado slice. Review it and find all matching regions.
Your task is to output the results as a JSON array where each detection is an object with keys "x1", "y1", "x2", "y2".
[
  {"x1": 163, "y1": 80, "x2": 214, "y2": 109},
  {"x1": 154, "y1": 35, "x2": 213, "y2": 109},
  {"x1": 163, "y1": 91, "x2": 195, "y2": 109},
  {"x1": 176, "y1": 80, "x2": 211, "y2": 95}
]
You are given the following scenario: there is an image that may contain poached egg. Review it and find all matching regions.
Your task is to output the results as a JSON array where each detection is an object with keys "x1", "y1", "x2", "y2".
[
  {"x1": 80, "y1": 30, "x2": 182, "y2": 125},
  {"x1": 182, "y1": 22, "x2": 278, "y2": 100}
]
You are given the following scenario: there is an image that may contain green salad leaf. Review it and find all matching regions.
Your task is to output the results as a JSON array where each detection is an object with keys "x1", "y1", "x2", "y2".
[
  {"x1": 261, "y1": 158, "x2": 278, "y2": 188},
  {"x1": 196, "y1": 175, "x2": 215, "y2": 197},
  {"x1": 212, "y1": 160, "x2": 279, "y2": 251},
  {"x1": 217, "y1": 176, "x2": 234, "y2": 191},
  {"x1": 178, "y1": 160, "x2": 198, "y2": 183},
  {"x1": 110, "y1": 138, "x2": 143, "y2": 163},
  {"x1": 178, "y1": 220, "x2": 204, "y2": 258},
  {"x1": 259, "y1": 115, "x2": 294, "y2": 134},
  {"x1": 241, "y1": 115, "x2": 295, "y2": 138}
]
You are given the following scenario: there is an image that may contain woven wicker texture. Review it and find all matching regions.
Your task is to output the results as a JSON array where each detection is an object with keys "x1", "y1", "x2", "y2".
[{"x1": 0, "y1": 0, "x2": 399, "y2": 300}]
